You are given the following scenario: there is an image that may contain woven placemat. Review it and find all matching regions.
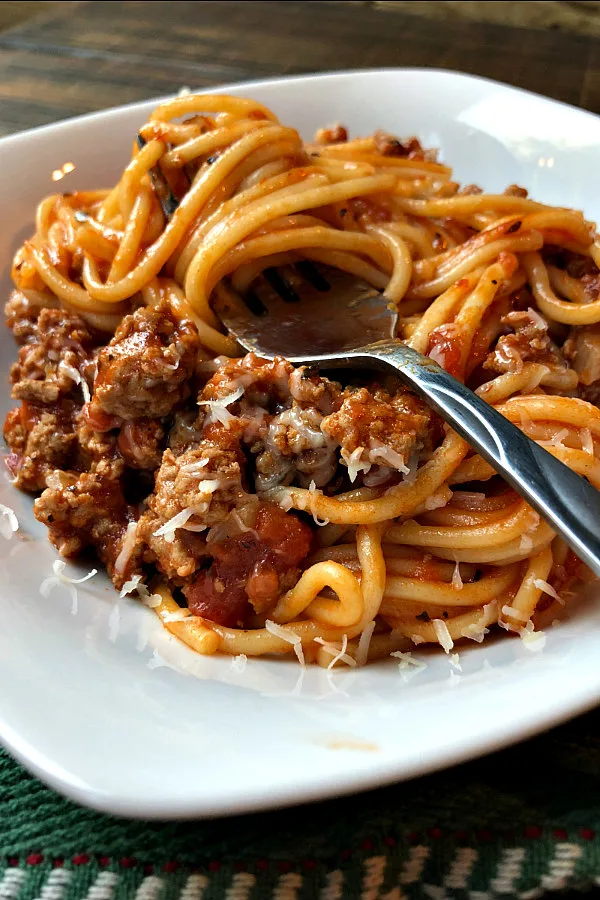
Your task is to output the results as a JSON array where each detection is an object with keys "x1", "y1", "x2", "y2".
[{"x1": 1, "y1": 707, "x2": 600, "y2": 899}]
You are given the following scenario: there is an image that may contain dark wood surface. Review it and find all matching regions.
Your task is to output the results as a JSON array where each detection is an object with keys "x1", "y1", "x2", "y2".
[{"x1": 0, "y1": 0, "x2": 598, "y2": 137}]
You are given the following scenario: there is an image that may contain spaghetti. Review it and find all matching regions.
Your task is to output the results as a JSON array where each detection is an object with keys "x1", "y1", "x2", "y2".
[{"x1": 4, "y1": 93, "x2": 600, "y2": 666}]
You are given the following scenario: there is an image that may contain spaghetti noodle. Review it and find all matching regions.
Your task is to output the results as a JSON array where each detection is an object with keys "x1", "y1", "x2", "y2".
[{"x1": 4, "y1": 93, "x2": 600, "y2": 666}]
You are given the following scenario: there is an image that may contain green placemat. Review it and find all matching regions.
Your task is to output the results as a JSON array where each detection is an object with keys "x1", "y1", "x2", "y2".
[{"x1": 2, "y1": 708, "x2": 600, "y2": 899}]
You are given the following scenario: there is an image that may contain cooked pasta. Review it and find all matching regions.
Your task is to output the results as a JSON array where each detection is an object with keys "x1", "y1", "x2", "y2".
[{"x1": 4, "y1": 93, "x2": 599, "y2": 666}]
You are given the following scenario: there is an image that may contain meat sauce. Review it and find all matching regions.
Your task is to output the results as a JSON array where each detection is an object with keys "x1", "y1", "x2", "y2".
[
  {"x1": 183, "y1": 503, "x2": 312, "y2": 627},
  {"x1": 426, "y1": 324, "x2": 463, "y2": 379}
]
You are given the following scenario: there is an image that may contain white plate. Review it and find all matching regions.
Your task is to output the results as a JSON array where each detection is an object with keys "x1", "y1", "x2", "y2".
[{"x1": 1, "y1": 68, "x2": 600, "y2": 819}]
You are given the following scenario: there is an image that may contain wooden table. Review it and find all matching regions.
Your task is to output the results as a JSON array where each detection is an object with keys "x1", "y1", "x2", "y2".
[{"x1": 0, "y1": 0, "x2": 598, "y2": 138}]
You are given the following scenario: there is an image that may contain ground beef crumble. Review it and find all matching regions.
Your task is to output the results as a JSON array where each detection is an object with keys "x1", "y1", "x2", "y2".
[
  {"x1": 483, "y1": 308, "x2": 569, "y2": 375},
  {"x1": 10, "y1": 307, "x2": 96, "y2": 404},
  {"x1": 91, "y1": 302, "x2": 200, "y2": 419},
  {"x1": 4, "y1": 295, "x2": 440, "y2": 627},
  {"x1": 34, "y1": 470, "x2": 140, "y2": 586}
]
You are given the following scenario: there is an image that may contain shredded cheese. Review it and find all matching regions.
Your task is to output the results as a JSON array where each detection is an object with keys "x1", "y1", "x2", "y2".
[
  {"x1": 40, "y1": 560, "x2": 97, "y2": 616},
  {"x1": 519, "y1": 534, "x2": 533, "y2": 553},
  {"x1": 231, "y1": 653, "x2": 248, "y2": 673},
  {"x1": 368, "y1": 441, "x2": 410, "y2": 474},
  {"x1": 230, "y1": 508, "x2": 259, "y2": 537},
  {"x1": 328, "y1": 634, "x2": 352, "y2": 671},
  {"x1": 432, "y1": 618, "x2": 454, "y2": 653},
  {"x1": 162, "y1": 609, "x2": 190, "y2": 622},
  {"x1": 180, "y1": 459, "x2": 210, "y2": 475},
  {"x1": 519, "y1": 409, "x2": 534, "y2": 432},
  {"x1": 410, "y1": 633, "x2": 425, "y2": 645},
  {"x1": 355, "y1": 621, "x2": 376, "y2": 667},
  {"x1": 449, "y1": 653, "x2": 462, "y2": 671},
  {"x1": 424, "y1": 489, "x2": 451, "y2": 511},
  {"x1": 451, "y1": 561, "x2": 463, "y2": 591},
  {"x1": 58, "y1": 359, "x2": 91, "y2": 403},
  {"x1": 526, "y1": 307, "x2": 548, "y2": 330},
  {"x1": 153, "y1": 508, "x2": 208, "y2": 543},
  {"x1": 539, "y1": 428, "x2": 569, "y2": 449},
  {"x1": 501, "y1": 604, "x2": 528, "y2": 623},
  {"x1": 0, "y1": 503, "x2": 18, "y2": 539},
  {"x1": 198, "y1": 386, "x2": 244, "y2": 427},
  {"x1": 519, "y1": 619, "x2": 547, "y2": 652},
  {"x1": 533, "y1": 577, "x2": 563, "y2": 604},
  {"x1": 461, "y1": 624, "x2": 489, "y2": 643},
  {"x1": 390, "y1": 650, "x2": 426, "y2": 669},
  {"x1": 120, "y1": 574, "x2": 143, "y2": 597},
  {"x1": 114, "y1": 521, "x2": 138, "y2": 575},
  {"x1": 119, "y1": 573, "x2": 161, "y2": 607},
  {"x1": 307, "y1": 480, "x2": 329, "y2": 526},
  {"x1": 314, "y1": 635, "x2": 356, "y2": 669},
  {"x1": 265, "y1": 619, "x2": 306, "y2": 666},
  {"x1": 581, "y1": 427, "x2": 594, "y2": 456},
  {"x1": 278, "y1": 493, "x2": 293, "y2": 512},
  {"x1": 341, "y1": 447, "x2": 371, "y2": 483}
]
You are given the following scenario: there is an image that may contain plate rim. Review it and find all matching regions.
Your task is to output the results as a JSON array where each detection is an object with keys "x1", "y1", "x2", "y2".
[{"x1": 2, "y1": 65, "x2": 599, "y2": 150}]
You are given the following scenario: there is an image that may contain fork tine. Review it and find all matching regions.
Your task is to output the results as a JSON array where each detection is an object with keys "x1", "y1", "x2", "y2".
[
  {"x1": 295, "y1": 260, "x2": 331, "y2": 292},
  {"x1": 263, "y1": 267, "x2": 301, "y2": 303},
  {"x1": 244, "y1": 289, "x2": 268, "y2": 317},
  {"x1": 137, "y1": 134, "x2": 180, "y2": 219}
]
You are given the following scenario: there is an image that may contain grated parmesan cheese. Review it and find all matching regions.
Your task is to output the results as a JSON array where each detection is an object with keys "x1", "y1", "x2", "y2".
[
  {"x1": 424, "y1": 489, "x2": 451, "y2": 511},
  {"x1": 180, "y1": 458, "x2": 210, "y2": 475},
  {"x1": 162, "y1": 609, "x2": 190, "y2": 622},
  {"x1": 341, "y1": 447, "x2": 372, "y2": 483},
  {"x1": 0, "y1": 503, "x2": 18, "y2": 539},
  {"x1": 368, "y1": 441, "x2": 410, "y2": 474},
  {"x1": 581, "y1": 428, "x2": 594, "y2": 456},
  {"x1": 432, "y1": 618, "x2": 454, "y2": 653},
  {"x1": 314, "y1": 635, "x2": 356, "y2": 669},
  {"x1": 519, "y1": 619, "x2": 546, "y2": 652},
  {"x1": 265, "y1": 619, "x2": 306, "y2": 666},
  {"x1": 402, "y1": 452, "x2": 419, "y2": 485},
  {"x1": 501, "y1": 604, "x2": 528, "y2": 623},
  {"x1": 58, "y1": 359, "x2": 91, "y2": 403},
  {"x1": 519, "y1": 409, "x2": 534, "y2": 432},
  {"x1": 451, "y1": 561, "x2": 463, "y2": 591},
  {"x1": 449, "y1": 652, "x2": 462, "y2": 671},
  {"x1": 230, "y1": 653, "x2": 248, "y2": 673},
  {"x1": 328, "y1": 634, "x2": 352, "y2": 671},
  {"x1": 428, "y1": 345, "x2": 446, "y2": 368},
  {"x1": 153, "y1": 508, "x2": 208, "y2": 543},
  {"x1": 410, "y1": 633, "x2": 425, "y2": 645},
  {"x1": 114, "y1": 521, "x2": 138, "y2": 575},
  {"x1": 120, "y1": 574, "x2": 143, "y2": 598},
  {"x1": 139, "y1": 590, "x2": 162, "y2": 609},
  {"x1": 230, "y1": 508, "x2": 259, "y2": 537},
  {"x1": 198, "y1": 387, "x2": 244, "y2": 427},
  {"x1": 355, "y1": 621, "x2": 376, "y2": 667},
  {"x1": 524, "y1": 364, "x2": 550, "y2": 392},
  {"x1": 278, "y1": 493, "x2": 293, "y2": 512},
  {"x1": 40, "y1": 560, "x2": 97, "y2": 616},
  {"x1": 390, "y1": 650, "x2": 426, "y2": 670},
  {"x1": 119, "y1": 573, "x2": 161, "y2": 608},
  {"x1": 526, "y1": 307, "x2": 548, "y2": 330},
  {"x1": 519, "y1": 534, "x2": 533, "y2": 553},
  {"x1": 461, "y1": 623, "x2": 489, "y2": 643},
  {"x1": 533, "y1": 577, "x2": 563, "y2": 604},
  {"x1": 539, "y1": 428, "x2": 569, "y2": 449},
  {"x1": 307, "y1": 480, "x2": 329, "y2": 526}
]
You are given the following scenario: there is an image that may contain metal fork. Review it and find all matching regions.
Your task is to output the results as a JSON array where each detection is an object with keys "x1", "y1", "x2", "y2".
[{"x1": 146, "y1": 150, "x2": 600, "y2": 577}]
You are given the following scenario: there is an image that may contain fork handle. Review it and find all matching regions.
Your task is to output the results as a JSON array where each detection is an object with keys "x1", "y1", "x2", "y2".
[{"x1": 321, "y1": 339, "x2": 600, "y2": 577}]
